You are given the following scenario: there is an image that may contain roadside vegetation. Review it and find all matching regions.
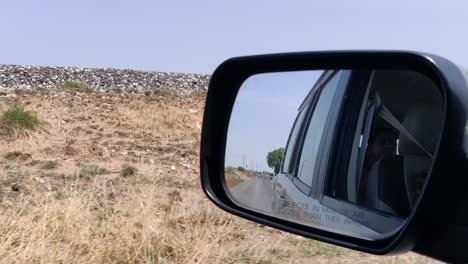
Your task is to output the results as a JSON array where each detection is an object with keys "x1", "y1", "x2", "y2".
[
  {"x1": 39, "y1": 160, "x2": 59, "y2": 170},
  {"x1": 63, "y1": 81, "x2": 93, "y2": 93},
  {"x1": 78, "y1": 164, "x2": 109, "y2": 179},
  {"x1": 120, "y1": 164, "x2": 138, "y2": 177},
  {"x1": 0, "y1": 106, "x2": 41, "y2": 137},
  {"x1": 225, "y1": 166, "x2": 258, "y2": 188},
  {"x1": 266, "y1": 148, "x2": 284, "y2": 175}
]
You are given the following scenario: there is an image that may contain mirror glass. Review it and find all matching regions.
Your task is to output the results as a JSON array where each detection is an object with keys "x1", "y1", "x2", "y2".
[{"x1": 225, "y1": 69, "x2": 444, "y2": 240}]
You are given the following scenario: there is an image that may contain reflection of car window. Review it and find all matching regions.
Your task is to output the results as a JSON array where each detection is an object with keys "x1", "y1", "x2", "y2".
[
  {"x1": 327, "y1": 70, "x2": 444, "y2": 220},
  {"x1": 282, "y1": 108, "x2": 307, "y2": 174},
  {"x1": 297, "y1": 71, "x2": 343, "y2": 186}
]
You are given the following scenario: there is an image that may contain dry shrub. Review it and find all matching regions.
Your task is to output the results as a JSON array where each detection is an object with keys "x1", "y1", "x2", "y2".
[
  {"x1": 64, "y1": 81, "x2": 93, "y2": 93},
  {"x1": 78, "y1": 165, "x2": 109, "y2": 179},
  {"x1": 4, "y1": 151, "x2": 32, "y2": 161},
  {"x1": 39, "y1": 160, "x2": 59, "y2": 170},
  {"x1": 0, "y1": 106, "x2": 42, "y2": 138},
  {"x1": 120, "y1": 164, "x2": 138, "y2": 177}
]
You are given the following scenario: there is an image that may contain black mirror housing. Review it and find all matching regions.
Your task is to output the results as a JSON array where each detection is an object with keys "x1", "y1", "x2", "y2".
[{"x1": 200, "y1": 51, "x2": 468, "y2": 262}]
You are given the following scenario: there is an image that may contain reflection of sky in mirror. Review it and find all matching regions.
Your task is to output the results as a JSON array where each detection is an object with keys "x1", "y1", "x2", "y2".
[{"x1": 225, "y1": 70, "x2": 323, "y2": 172}]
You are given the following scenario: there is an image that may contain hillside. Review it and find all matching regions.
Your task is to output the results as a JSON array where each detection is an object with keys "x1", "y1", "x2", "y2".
[{"x1": 0, "y1": 86, "x2": 438, "y2": 263}]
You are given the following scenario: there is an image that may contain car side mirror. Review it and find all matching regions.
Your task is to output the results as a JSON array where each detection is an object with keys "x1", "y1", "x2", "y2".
[{"x1": 200, "y1": 51, "x2": 468, "y2": 262}]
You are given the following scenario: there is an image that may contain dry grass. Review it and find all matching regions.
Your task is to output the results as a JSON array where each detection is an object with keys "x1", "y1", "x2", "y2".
[
  {"x1": 225, "y1": 167, "x2": 256, "y2": 189},
  {"x1": 0, "y1": 89, "x2": 439, "y2": 263}
]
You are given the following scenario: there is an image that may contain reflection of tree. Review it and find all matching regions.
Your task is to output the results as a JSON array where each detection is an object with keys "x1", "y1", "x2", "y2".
[{"x1": 266, "y1": 148, "x2": 285, "y2": 174}]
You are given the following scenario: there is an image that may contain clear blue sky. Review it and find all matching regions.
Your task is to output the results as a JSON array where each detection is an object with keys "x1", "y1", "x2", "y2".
[
  {"x1": 1, "y1": 1, "x2": 467, "y2": 74},
  {"x1": 2, "y1": 1, "x2": 466, "y2": 172},
  {"x1": 226, "y1": 71, "x2": 323, "y2": 172}
]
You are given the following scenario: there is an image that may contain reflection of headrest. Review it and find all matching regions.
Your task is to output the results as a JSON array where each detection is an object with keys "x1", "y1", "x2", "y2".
[{"x1": 398, "y1": 105, "x2": 442, "y2": 156}]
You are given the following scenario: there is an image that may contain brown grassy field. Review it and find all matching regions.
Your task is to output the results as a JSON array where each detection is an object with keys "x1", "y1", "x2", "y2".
[{"x1": 0, "y1": 88, "x2": 439, "y2": 263}]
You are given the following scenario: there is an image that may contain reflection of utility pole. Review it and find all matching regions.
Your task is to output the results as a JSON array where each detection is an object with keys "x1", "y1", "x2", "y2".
[
  {"x1": 243, "y1": 155, "x2": 245, "y2": 168},
  {"x1": 251, "y1": 160, "x2": 253, "y2": 172}
]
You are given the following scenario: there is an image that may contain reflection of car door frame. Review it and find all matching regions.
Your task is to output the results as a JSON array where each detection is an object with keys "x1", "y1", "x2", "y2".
[
  {"x1": 281, "y1": 70, "x2": 349, "y2": 196},
  {"x1": 296, "y1": 70, "x2": 351, "y2": 195},
  {"x1": 280, "y1": 70, "x2": 335, "y2": 176},
  {"x1": 310, "y1": 70, "x2": 351, "y2": 198},
  {"x1": 273, "y1": 70, "x2": 347, "y2": 221},
  {"x1": 317, "y1": 70, "x2": 372, "y2": 201}
]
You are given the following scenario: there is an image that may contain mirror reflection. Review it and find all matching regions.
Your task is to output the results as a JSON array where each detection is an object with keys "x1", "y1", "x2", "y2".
[{"x1": 225, "y1": 69, "x2": 444, "y2": 240}]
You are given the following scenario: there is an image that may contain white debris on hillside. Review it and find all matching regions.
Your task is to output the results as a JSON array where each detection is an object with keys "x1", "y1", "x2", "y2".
[{"x1": 0, "y1": 64, "x2": 210, "y2": 95}]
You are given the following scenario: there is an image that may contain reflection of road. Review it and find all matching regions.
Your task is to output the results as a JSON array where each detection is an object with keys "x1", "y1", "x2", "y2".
[{"x1": 230, "y1": 177, "x2": 276, "y2": 214}]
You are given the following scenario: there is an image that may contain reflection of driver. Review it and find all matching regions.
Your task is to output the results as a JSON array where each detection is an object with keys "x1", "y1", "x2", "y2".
[{"x1": 358, "y1": 128, "x2": 397, "y2": 203}]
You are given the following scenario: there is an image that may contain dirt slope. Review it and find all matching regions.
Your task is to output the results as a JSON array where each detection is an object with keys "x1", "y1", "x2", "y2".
[{"x1": 0, "y1": 89, "x2": 438, "y2": 263}]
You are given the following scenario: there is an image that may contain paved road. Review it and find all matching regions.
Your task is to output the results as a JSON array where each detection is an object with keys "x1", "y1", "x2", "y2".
[{"x1": 230, "y1": 177, "x2": 276, "y2": 214}]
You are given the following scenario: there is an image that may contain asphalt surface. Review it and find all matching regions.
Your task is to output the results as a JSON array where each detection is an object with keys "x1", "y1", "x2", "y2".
[{"x1": 230, "y1": 177, "x2": 276, "y2": 214}]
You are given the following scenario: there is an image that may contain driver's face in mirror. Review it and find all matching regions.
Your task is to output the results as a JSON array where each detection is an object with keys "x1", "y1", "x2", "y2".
[
  {"x1": 367, "y1": 129, "x2": 397, "y2": 163},
  {"x1": 358, "y1": 128, "x2": 398, "y2": 205}
]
